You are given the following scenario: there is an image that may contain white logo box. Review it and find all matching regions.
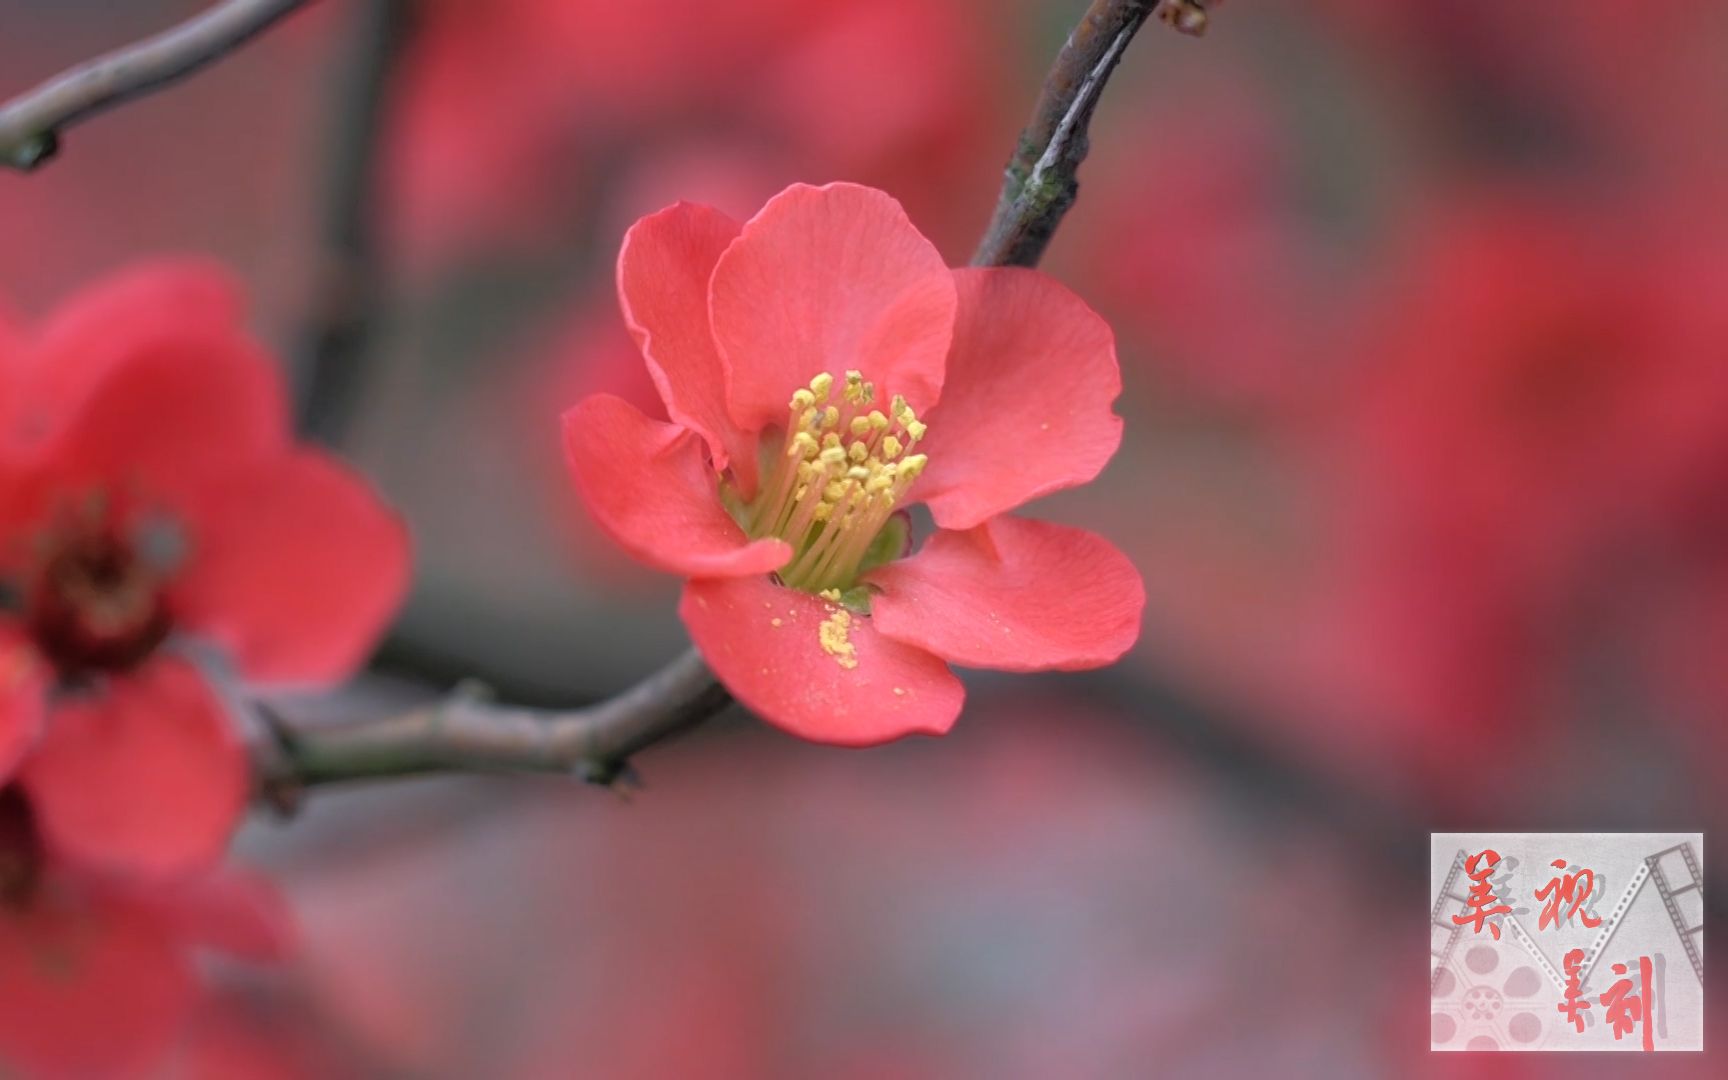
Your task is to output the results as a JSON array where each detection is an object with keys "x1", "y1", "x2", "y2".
[{"x1": 1430, "y1": 832, "x2": 1703, "y2": 1052}]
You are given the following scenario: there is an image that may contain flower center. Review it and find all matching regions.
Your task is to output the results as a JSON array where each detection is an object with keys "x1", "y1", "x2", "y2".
[
  {"x1": 740, "y1": 369, "x2": 928, "y2": 595},
  {"x1": 22, "y1": 496, "x2": 179, "y2": 679}
]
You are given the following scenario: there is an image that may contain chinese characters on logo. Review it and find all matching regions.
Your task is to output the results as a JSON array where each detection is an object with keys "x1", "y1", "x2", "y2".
[
  {"x1": 1536, "y1": 859, "x2": 1602, "y2": 931},
  {"x1": 1451, "y1": 848, "x2": 1513, "y2": 940}
]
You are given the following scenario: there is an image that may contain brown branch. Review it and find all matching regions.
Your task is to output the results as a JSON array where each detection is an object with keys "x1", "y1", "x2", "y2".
[
  {"x1": 0, "y1": 0, "x2": 318, "y2": 171},
  {"x1": 252, "y1": 0, "x2": 1205, "y2": 801},
  {"x1": 296, "y1": 0, "x2": 414, "y2": 445},
  {"x1": 255, "y1": 649, "x2": 729, "y2": 802},
  {"x1": 971, "y1": 0, "x2": 1211, "y2": 268}
]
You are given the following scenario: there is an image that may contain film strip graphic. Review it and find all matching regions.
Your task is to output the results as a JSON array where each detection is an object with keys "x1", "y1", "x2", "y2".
[
  {"x1": 1577, "y1": 842, "x2": 1706, "y2": 988},
  {"x1": 1576, "y1": 860, "x2": 1650, "y2": 988},
  {"x1": 1650, "y1": 843, "x2": 1706, "y2": 984},
  {"x1": 1430, "y1": 848, "x2": 1468, "y2": 992},
  {"x1": 1500, "y1": 911, "x2": 1565, "y2": 993},
  {"x1": 1430, "y1": 848, "x2": 1567, "y2": 994}
]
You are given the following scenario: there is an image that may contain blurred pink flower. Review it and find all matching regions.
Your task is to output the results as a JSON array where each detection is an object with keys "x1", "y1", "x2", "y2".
[
  {"x1": 0, "y1": 262, "x2": 410, "y2": 879},
  {"x1": 387, "y1": 0, "x2": 1005, "y2": 263},
  {"x1": 0, "y1": 788, "x2": 291, "y2": 1076}
]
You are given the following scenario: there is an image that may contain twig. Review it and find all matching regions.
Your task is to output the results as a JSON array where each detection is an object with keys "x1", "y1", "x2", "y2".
[
  {"x1": 0, "y1": 0, "x2": 319, "y2": 170},
  {"x1": 296, "y1": 0, "x2": 414, "y2": 445},
  {"x1": 256, "y1": 649, "x2": 729, "y2": 802},
  {"x1": 253, "y1": 0, "x2": 1197, "y2": 800},
  {"x1": 971, "y1": 0, "x2": 1210, "y2": 268}
]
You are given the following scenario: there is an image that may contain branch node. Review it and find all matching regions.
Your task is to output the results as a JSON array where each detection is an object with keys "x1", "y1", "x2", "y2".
[
  {"x1": 579, "y1": 758, "x2": 643, "y2": 793},
  {"x1": 1155, "y1": 0, "x2": 1213, "y2": 37},
  {"x1": 248, "y1": 702, "x2": 309, "y2": 819},
  {"x1": 452, "y1": 677, "x2": 496, "y2": 705}
]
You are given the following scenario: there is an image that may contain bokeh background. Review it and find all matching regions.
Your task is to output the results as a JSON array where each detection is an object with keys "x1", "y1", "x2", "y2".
[{"x1": 4, "y1": 0, "x2": 1728, "y2": 1075}]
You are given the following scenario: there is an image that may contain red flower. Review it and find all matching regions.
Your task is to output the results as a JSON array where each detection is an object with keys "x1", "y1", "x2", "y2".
[
  {"x1": 0, "y1": 262, "x2": 411, "y2": 879},
  {"x1": 565, "y1": 183, "x2": 1143, "y2": 744},
  {"x1": 0, "y1": 787, "x2": 292, "y2": 1076},
  {"x1": 387, "y1": 0, "x2": 1004, "y2": 262}
]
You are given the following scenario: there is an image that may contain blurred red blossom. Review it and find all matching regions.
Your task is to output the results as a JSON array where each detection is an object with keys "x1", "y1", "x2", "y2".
[
  {"x1": 0, "y1": 787, "x2": 291, "y2": 1076},
  {"x1": 1054, "y1": 68, "x2": 1348, "y2": 410},
  {"x1": 0, "y1": 262, "x2": 410, "y2": 880},
  {"x1": 565, "y1": 183, "x2": 1143, "y2": 745},
  {"x1": 387, "y1": 0, "x2": 1005, "y2": 264},
  {"x1": 1290, "y1": 189, "x2": 1728, "y2": 786},
  {"x1": 1314, "y1": 0, "x2": 1728, "y2": 183}
]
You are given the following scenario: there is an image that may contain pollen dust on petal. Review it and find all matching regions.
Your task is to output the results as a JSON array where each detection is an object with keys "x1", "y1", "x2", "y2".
[{"x1": 816, "y1": 593, "x2": 859, "y2": 670}]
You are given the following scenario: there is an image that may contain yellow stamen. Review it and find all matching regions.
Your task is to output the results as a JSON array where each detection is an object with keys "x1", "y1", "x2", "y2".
[
  {"x1": 746, "y1": 375, "x2": 935, "y2": 594},
  {"x1": 842, "y1": 370, "x2": 874, "y2": 406}
]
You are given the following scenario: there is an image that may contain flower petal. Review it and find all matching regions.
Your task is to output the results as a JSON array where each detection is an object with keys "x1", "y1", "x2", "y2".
[
  {"x1": 16, "y1": 259, "x2": 252, "y2": 440},
  {"x1": 0, "y1": 296, "x2": 22, "y2": 378},
  {"x1": 0, "y1": 623, "x2": 47, "y2": 783},
  {"x1": 21, "y1": 658, "x2": 248, "y2": 879},
  {"x1": 618, "y1": 202, "x2": 758, "y2": 486},
  {"x1": 146, "y1": 868, "x2": 297, "y2": 963},
  {"x1": 868, "y1": 516, "x2": 1144, "y2": 671},
  {"x1": 0, "y1": 882, "x2": 196, "y2": 1077},
  {"x1": 21, "y1": 292, "x2": 290, "y2": 512},
  {"x1": 916, "y1": 268, "x2": 1124, "y2": 530},
  {"x1": 680, "y1": 574, "x2": 964, "y2": 746},
  {"x1": 710, "y1": 182, "x2": 956, "y2": 434},
  {"x1": 169, "y1": 450, "x2": 412, "y2": 686},
  {"x1": 564, "y1": 394, "x2": 791, "y2": 578}
]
